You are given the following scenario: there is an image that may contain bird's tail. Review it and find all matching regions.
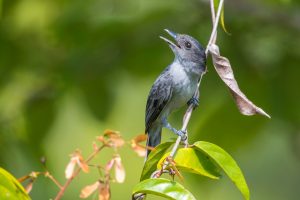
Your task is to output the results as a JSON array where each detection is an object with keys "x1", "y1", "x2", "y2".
[{"x1": 145, "y1": 126, "x2": 162, "y2": 159}]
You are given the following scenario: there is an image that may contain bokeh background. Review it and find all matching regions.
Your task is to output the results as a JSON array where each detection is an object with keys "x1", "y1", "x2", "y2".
[{"x1": 1, "y1": 0, "x2": 300, "y2": 199}]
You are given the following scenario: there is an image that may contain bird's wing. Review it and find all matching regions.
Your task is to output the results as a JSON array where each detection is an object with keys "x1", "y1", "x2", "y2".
[{"x1": 145, "y1": 73, "x2": 173, "y2": 133}]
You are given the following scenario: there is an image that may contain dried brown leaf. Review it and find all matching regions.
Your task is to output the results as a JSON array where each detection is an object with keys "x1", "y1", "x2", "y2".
[
  {"x1": 208, "y1": 44, "x2": 270, "y2": 118},
  {"x1": 65, "y1": 157, "x2": 76, "y2": 179},
  {"x1": 65, "y1": 151, "x2": 89, "y2": 179},
  {"x1": 110, "y1": 136, "x2": 125, "y2": 148},
  {"x1": 25, "y1": 181, "x2": 34, "y2": 194},
  {"x1": 80, "y1": 181, "x2": 100, "y2": 198},
  {"x1": 97, "y1": 136, "x2": 106, "y2": 143},
  {"x1": 114, "y1": 155, "x2": 125, "y2": 183},
  {"x1": 105, "y1": 159, "x2": 115, "y2": 173},
  {"x1": 104, "y1": 129, "x2": 121, "y2": 136},
  {"x1": 104, "y1": 129, "x2": 124, "y2": 148},
  {"x1": 130, "y1": 134, "x2": 147, "y2": 157},
  {"x1": 103, "y1": 130, "x2": 121, "y2": 141},
  {"x1": 132, "y1": 134, "x2": 147, "y2": 143},
  {"x1": 131, "y1": 143, "x2": 146, "y2": 157},
  {"x1": 93, "y1": 142, "x2": 99, "y2": 151},
  {"x1": 75, "y1": 152, "x2": 89, "y2": 173},
  {"x1": 99, "y1": 183, "x2": 110, "y2": 200}
]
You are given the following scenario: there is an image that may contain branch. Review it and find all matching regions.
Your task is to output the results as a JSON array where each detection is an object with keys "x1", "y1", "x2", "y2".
[
  {"x1": 162, "y1": 0, "x2": 224, "y2": 170},
  {"x1": 45, "y1": 171, "x2": 63, "y2": 189},
  {"x1": 209, "y1": 0, "x2": 217, "y2": 44},
  {"x1": 206, "y1": 0, "x2": 224, "y2": 54},
  {"x1": 54, "y1": 144, "x2": 106, "y2": 200}
]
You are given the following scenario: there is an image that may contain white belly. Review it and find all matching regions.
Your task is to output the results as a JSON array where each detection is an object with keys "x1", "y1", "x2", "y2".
[{"x1": 165, "y1": 62, "x2": 198, "y2": 113}]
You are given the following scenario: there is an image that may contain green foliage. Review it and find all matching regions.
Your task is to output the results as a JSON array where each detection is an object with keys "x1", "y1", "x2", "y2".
[
  {"x1": 140, "y1": 141, "x2": 174, "y2": 181},
  {"x1": 134, "y1": 141, "x2": 250, "y2": 200},
  {"x1": 194, "y1": 141, "x2": 250, "y2": 200},
  {"x1": 132, "y1": 178, "x2": 196, "y2": 200},
  {"x1": 0, "y1": 168, "x2": 30, "y2": 200},
  {"x1": 214, "y1": 0, "x2": 230, "y2": 34}
]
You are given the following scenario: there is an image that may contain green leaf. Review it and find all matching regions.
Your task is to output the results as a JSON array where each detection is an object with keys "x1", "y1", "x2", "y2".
[
  {"x1": 157, "y1": 148, "x2": 221, "y2": 179},
  {"x1": 132, "y1": 178, "x2": 196, "y2": 200},
  {"x1": 193, "y1": 141, "x2": 250, "y2": 200},
  {"x1": 220, "y1": 6, "x2": 230, "y2": 35},
  {"x1": 0, "y1": 168, "x2": 31, "y2": 200},
  {"x1": 214, "y1": 0, "x2": 230, "y2": 34},
  {"x1": 140, "y1": 141, "x2": 174, "y2": 181}
]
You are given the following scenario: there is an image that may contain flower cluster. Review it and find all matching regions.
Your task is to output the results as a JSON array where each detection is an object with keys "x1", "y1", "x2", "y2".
[{"x1": 18, "y1": 129, "x2": 148, "y2": 200}]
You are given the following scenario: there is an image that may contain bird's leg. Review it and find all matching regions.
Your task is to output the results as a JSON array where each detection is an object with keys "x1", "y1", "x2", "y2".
[
  {"x1": 182, "y1": 130, "x2": 189, "y2": 147},
  {"x1": 187, "y1": 97, "x2": 199, "y2": 108},
  {"x1": 162, "y1": 118, "x2": 187, "y2": 141}
]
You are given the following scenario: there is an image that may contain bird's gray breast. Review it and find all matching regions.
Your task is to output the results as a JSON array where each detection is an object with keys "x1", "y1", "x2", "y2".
[{"x1": 168, "y1": 62, "x2": 198, "y2": 110}]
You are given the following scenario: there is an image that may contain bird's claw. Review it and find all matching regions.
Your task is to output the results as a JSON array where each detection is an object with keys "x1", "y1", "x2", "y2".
[
  {"x1": 133, "y1": 193, "x2": 146, "y2": 200},
  {"x1": 187, "y1": 97, "x2": 199, "y2": 108},
  {"x1": 176, "y1": 130, "x2": 187, "y2": 141}
]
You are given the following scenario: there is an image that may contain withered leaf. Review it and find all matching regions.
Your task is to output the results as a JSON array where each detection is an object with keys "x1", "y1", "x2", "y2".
[
  {"x1": 131, "y1": 143, "x2": 146, "y2": 157},
  {"x1": 131, "y1": 134, "x2": 147, "y2": 157},
  {"x1": 80, "y1": 181, "x2": 100, "y2": 198},
  {"x1": 103, "y1": 129, "x2": 125, "y2": 148},
  {"x1": 74, "y1": 151, "x2": 89, "y2": 173},
  {"x1": 105, "y1": 158, "x2": 115, "y2": 173},
  {"x1": 104, "y1": 129, "x2": 121, "y2": 136},
  {"x1": 65, "y1": 150, "x2": 89, "y2": 179},
  {"x1": 25, "y1": 180, "x2": 34, "y2": 194},
  {"x1": 65, "y1": 158, "x2": 76, "y2": 179},
  {"x1": 99, "y1": 183, "x2": 110, "y2": 200},
  {"x1": 93, "y1": 142, "x2": 98, "y2": 151},
  {"x1": 77, "y1": 160, "x2": 89, "y2": 173},
  {"x1": 114, "y1": 155, "x2": 125, "y2": 183},
  {"x1": 132, "y1": 134, "x2": 147, "y2": 143},
  {"x1": 208, "y1": 44, "x2": 270, "y2": 118}
]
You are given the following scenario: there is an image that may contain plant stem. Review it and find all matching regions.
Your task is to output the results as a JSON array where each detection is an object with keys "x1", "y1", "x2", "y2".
[
  {"x1": 45, "y1": 172, "x2": 63, "y2": 189},
  {"x1": 54, "y1": 144, "x2": 106, "y2": 200},
  {"x1": 206, "y1": 0, "x2": 224, "y2": 53},
  {"x1": 210, "y1": 0, "x2": 217, "y2": 44},
  {"x1": 163, "y1": 0, "x2": 224, "y2": 170}
]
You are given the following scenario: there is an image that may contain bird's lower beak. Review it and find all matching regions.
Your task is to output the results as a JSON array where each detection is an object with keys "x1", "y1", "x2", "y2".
[{"x1": 159, "y1": 29, "x2": 180, "y2": 49}]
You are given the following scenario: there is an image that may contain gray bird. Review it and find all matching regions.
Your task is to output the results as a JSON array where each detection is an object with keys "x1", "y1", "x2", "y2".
[{"x1": 145, "y1": 29, "x2": 206, "y2": 156}]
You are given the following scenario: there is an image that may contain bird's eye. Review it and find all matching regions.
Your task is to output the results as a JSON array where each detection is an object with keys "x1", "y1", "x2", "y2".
[{"x1": 185, "y1": 41, "x2": 192, "y2": 49}]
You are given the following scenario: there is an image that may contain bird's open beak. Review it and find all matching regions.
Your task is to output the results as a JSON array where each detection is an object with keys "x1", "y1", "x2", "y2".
[{"x1": 159, "y1": 29, "x2": 181, "y2": 49}]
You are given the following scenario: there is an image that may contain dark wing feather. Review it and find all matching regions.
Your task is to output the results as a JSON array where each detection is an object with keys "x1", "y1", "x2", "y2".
[{"x1": 145, "y1": 72, "x2": 173, "y2": 133}]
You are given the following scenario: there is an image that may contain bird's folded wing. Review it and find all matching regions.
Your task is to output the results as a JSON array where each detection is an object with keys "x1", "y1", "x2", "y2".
[{"x1": 145, "y1": 75, "x2": 173, "y2": 133}]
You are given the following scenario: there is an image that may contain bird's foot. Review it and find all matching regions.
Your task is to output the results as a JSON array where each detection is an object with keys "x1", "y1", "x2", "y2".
[
  {"x1": 187, "y1": 97, "x2": 199, "y2": 108},
  {"x1": 133, "y1": 193, "x2": 146, "y2": 200},
  {"x1": 181, "y1": 130, "x2": 189, "y2": 147},
  {"x1": 175, "y1": 130, "x2": 187, "y2": 141},
  {"x1": 162, "y1": 119, "x2": 188, "y2": 141}
]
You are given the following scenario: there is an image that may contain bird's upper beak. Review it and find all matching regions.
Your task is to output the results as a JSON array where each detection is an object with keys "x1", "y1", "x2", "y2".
[{"x1": 159, "y1": 29, "x2": 181, "y2": 50}]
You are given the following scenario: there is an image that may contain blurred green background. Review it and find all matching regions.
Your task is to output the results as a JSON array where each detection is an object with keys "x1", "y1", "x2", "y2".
[{"x1": 0, "y1": 0, "x2": 300, "y2": 199}]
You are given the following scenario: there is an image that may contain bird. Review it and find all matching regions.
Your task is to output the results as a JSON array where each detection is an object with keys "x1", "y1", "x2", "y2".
[{"x1": 145, "y1": 29, "x2": 207, "y2": 157}]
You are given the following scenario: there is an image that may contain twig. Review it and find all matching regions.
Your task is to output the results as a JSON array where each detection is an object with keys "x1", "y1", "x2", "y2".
[
  {"x1": 161, "y1": 0, "x2": 224, "y2": 172},
  {"x1": 210, "y1": 0, "x2": 217, "y2": 44},
  {"x1": 54, "y1": 144, "x2": 106, "y2": 200},
  {"x1": 45, "y1": 171, "x2": 63, "y2": 189},
  {"x1": 206, "y1": 0, "x2": 224, "y2": 53},
  {"x1": 18, "y1": 171, "x2": 63, "y2": 190}
]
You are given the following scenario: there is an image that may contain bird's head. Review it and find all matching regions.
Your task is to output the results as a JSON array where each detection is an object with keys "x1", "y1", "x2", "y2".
[{"x1": 160, "y1": 29, "x2": 206, "y2": 71}]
